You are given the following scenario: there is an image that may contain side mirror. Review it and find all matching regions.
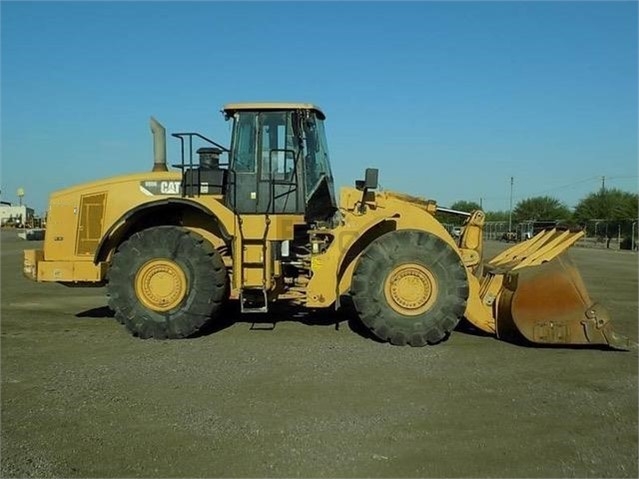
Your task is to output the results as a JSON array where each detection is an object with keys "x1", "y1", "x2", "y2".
[
  {"x1": 364, "y1": 168, "x2": 379, "y2": 189},
  {"x1": 356, "y1": 167, "x2": 379, "y2": 191}
]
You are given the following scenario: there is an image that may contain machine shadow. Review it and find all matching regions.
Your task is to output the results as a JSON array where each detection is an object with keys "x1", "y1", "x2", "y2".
[
  {"x1": 454, "y1": 318, "x2": 623, "y2": 351},
  {"x1": 192, "y1": 296, "x2": 385, "y2": 343},
  {"x1": 75, "y1": 306, "x2": 115, "y2": 318},
  {"x1": 75, "y1": 296, "x2": 384, "y2": 343},
  {"x1": 74, "y1": 300, "x2": 620, "y2": 351},
  {"x1": 75, "y1": 297, "x2": 488, "y2": 345}
]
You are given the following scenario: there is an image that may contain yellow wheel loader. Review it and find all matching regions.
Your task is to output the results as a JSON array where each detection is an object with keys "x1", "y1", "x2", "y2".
[{"x1": 23, "y1": 103, "x2": 629, "y2": 349}]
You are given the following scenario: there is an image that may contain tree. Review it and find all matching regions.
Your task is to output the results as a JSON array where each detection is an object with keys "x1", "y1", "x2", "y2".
[
  {"x1": 573, "y1": 188, "x2": 638, "y2": 222},
  {"x1": 485, "y1": 210, "x2": 509, "y2": 222},
  {"x1": 450, "y1": 200, "x2": 481, "y2": 213},
  {"x1": 438, "y1": 200, "x2": 482, "y2": 225},
  {"x1": 574, "y1": 188, "x2": 638, "y2": 245},
  {"x1": 513, "y1": 196, "x2": 571, "y2": 222}
]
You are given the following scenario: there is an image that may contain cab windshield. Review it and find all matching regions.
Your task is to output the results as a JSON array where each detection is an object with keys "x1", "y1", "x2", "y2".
[{"x1": 303, "y1": 114, "x2": 334, "y2": 199}]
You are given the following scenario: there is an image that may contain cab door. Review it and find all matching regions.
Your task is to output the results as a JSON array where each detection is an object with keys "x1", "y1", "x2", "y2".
[{"x1": 226, "y1": 111, "x2": 304, "y2": 214}]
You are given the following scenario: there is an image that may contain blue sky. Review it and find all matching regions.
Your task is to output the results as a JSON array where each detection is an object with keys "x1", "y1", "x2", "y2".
[{"x1": 1, "y1": 1, "x2": 637, "y2": 214}]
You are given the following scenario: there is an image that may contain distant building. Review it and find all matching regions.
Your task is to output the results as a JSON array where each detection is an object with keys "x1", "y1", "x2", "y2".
[{"x1": 0, "y1": 204, "x2": 34, "y2": 227}]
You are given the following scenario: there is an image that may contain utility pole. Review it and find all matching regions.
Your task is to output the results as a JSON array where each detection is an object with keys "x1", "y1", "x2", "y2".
[
  {"x1": 601, "y1": 176, "x2": 606, "y2": 191},
  {"x1": 508, "y1": 176, "x2": 514, "y2": 232},
  {"x1": 479, "y1": 197, "x2": 483, "y2": 209}
]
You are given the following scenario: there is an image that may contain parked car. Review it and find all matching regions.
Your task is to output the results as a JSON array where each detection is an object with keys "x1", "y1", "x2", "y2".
[{"x1": 500, "y1": 231, "x2": 518, "y2": 243}]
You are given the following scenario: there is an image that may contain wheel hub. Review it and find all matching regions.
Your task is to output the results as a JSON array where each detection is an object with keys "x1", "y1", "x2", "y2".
[
  {"x1": 135, "y1": 259, "x2": 187, "y2": 312},
  {"x1": 384, "y1": 264, "x2": 437, "y2": 316}
]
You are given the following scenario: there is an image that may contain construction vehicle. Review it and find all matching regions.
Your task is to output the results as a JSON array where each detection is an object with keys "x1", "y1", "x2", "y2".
[
  {"x1": 500, "y1": 231, "x2": 518, "y2": 243},
  {"x1": 23, "y1": 103, "x2": 628, "y2": 349}
]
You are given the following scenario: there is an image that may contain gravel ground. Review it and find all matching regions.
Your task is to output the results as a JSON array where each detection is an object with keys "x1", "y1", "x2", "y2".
[{"x1": 1, "y1": 229, "x2": 637, "y2": 478}]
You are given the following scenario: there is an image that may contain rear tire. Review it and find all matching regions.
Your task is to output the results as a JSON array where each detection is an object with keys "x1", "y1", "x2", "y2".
[
  {"x1": 350, "y1": 229, "x2": 468, "y2": 346},
  {"x1": 107, "y1": 226, "x2": 228, "y2": 339}
]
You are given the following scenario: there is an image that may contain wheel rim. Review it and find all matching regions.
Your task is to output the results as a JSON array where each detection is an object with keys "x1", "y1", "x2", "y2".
[
  {"x1": 134, "y1": 259, "x2": 188, "y2": 312},
  {"x1": 384, "y1": 263, "x2": 438, "y2": 316}
]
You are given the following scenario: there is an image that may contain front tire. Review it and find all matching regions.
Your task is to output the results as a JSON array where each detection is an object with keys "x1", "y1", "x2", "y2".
[
  {"x1": 350, "y1": 229, "x2": 469, "y2": 346},
  {"x1": 107, "y1": 226, "x2": 228, "y2": 339}
]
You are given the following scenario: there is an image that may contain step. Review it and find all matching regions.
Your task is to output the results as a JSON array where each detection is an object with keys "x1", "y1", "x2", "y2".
[{"x1": 240, "y1": 289, "x2": 268, "y2": 314}]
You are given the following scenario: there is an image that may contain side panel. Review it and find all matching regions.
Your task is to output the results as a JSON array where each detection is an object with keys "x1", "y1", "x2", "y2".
[
  {"x1": 37, "y1": 260, "x2": 107, "y2": 282},
  {"x1": 43, "y1": 172, "x2": 184, "y2": 262},
  {"x1": 23, "y1": 249, "x2": 43, "y2": 280},
  {"x1": 43, "y1": 200, "x2": 78, "y2": 261},
  {"x1": 42, "y1": 172, "x2": 238, "y2": 266}
]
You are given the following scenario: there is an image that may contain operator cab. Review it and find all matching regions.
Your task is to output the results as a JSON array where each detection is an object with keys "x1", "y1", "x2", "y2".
[{"x1": 222, "y1": 103, "x2": 337, "y2": 222}]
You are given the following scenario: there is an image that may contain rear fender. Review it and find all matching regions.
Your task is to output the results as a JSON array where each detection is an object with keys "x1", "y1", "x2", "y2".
[{"x1": 94, "y1": 198, "x2": 231, "y2": 264}]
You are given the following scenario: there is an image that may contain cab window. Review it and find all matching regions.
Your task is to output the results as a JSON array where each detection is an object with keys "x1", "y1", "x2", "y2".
[
  {"x1": 231, "y1": 113, "x2": 257, "y2": 173},
  {"x1": 260, "y1": 112, "x2": 296, "y2": 180}
]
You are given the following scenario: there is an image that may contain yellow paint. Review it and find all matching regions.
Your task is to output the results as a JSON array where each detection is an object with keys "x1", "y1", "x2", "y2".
[
  {"x1": 307, "y1": 186, "x2": 460, "y2": 307},
  {"x1": 36, "y1": 259, "x2": 106, "y2": 282},
  {"x1": 23, "y1": 101, "x2": 594, "y2": 348},
  {"x1": 311, "y1": 256, "x2": 324, "y2": 271},
  {"x1": 134, "y1": 259, "x2": 188, "y2": 312},
  {"x1": 23, "y1": 249, "x2": 43, "y2": 280},
  {"x1": 464, "y1": 274, "x2": 497, "y2": 334},
  {"x1": 383, "y1": 263, "x2": 438, "y2": 316},
  {"x1": 489, "y1": 229, "x2": 585, "y2": 270}
]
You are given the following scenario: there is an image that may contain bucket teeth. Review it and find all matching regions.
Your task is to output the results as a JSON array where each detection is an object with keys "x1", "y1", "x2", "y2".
[{"x1": 582, "y1": 304, "x2": 630, "y2": 351}]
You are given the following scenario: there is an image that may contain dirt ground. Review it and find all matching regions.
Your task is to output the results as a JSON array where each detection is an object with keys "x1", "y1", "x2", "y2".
[{"x1": 1, "y1": 229, "x2": 637, "y2": 478}]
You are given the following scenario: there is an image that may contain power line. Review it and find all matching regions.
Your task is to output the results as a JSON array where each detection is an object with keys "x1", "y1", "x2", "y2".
[
  {"x1": 479, "y1": 176, "x2": 599, "y2": 201},
  {"x1": 520, "y1": 176, "x2": 600, "y2": 198},
  {"x1": 607, "y1": 175, "x2": 638, "y2": 180},
  {"x1": 479, "y1": 174, "x2": 637, "y2": 202}
]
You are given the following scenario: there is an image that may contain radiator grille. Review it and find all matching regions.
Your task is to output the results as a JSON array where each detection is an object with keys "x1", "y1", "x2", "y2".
[{"x1": 75, "y1": 192, "x2": 106, "y2": 255}]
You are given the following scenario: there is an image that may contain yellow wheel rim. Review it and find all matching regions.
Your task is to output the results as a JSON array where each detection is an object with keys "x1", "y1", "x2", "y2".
[
  {"x1": 384, "y1": 263, "x2": 438, "y2": 316},
  {"x1": 134, "y1": 259, "x2": 188, "y2": 312}
]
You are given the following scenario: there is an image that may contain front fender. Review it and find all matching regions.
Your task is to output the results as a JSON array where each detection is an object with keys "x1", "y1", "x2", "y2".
[{"x1": 306, "y1": 201, "x2": 461, "y2": 308}]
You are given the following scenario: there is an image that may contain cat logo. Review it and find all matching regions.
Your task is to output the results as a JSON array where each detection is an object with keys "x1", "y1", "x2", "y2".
[
  {"x1": 139, "y1": 180, "x2": 182, "y2": 196},
  {"x1": 160, "y1": 181, "x2": 181, "y2": 194}
]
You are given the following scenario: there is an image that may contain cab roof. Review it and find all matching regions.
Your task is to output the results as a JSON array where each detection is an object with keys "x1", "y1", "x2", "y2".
[{"x1": 222, "y1": 102, "x2": 325, "y2": 120}]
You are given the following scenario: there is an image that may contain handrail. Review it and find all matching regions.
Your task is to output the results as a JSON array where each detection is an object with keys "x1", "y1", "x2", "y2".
[
  {"x1": 171, "y1": 132, "x2": 229, "y2": 152},
  {"x1": 170, "y1": 132, "x2": 230, "y2": 199},
  {"x1": 170, "y1": 132, "x2": 229, "y2": 170}
]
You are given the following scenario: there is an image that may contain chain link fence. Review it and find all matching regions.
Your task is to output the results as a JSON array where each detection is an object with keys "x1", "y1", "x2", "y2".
[
  {"x1": 442, "y1": 218, "x2": 638, "y2": 250},
  {"x1": 481, "y1": 219, "x2": 638, "y2": 251}
]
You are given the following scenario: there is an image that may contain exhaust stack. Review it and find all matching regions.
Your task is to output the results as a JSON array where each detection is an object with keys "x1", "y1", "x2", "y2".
[{"x1": 150, "y1": 116, "x2": 168, "y2": 172}]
